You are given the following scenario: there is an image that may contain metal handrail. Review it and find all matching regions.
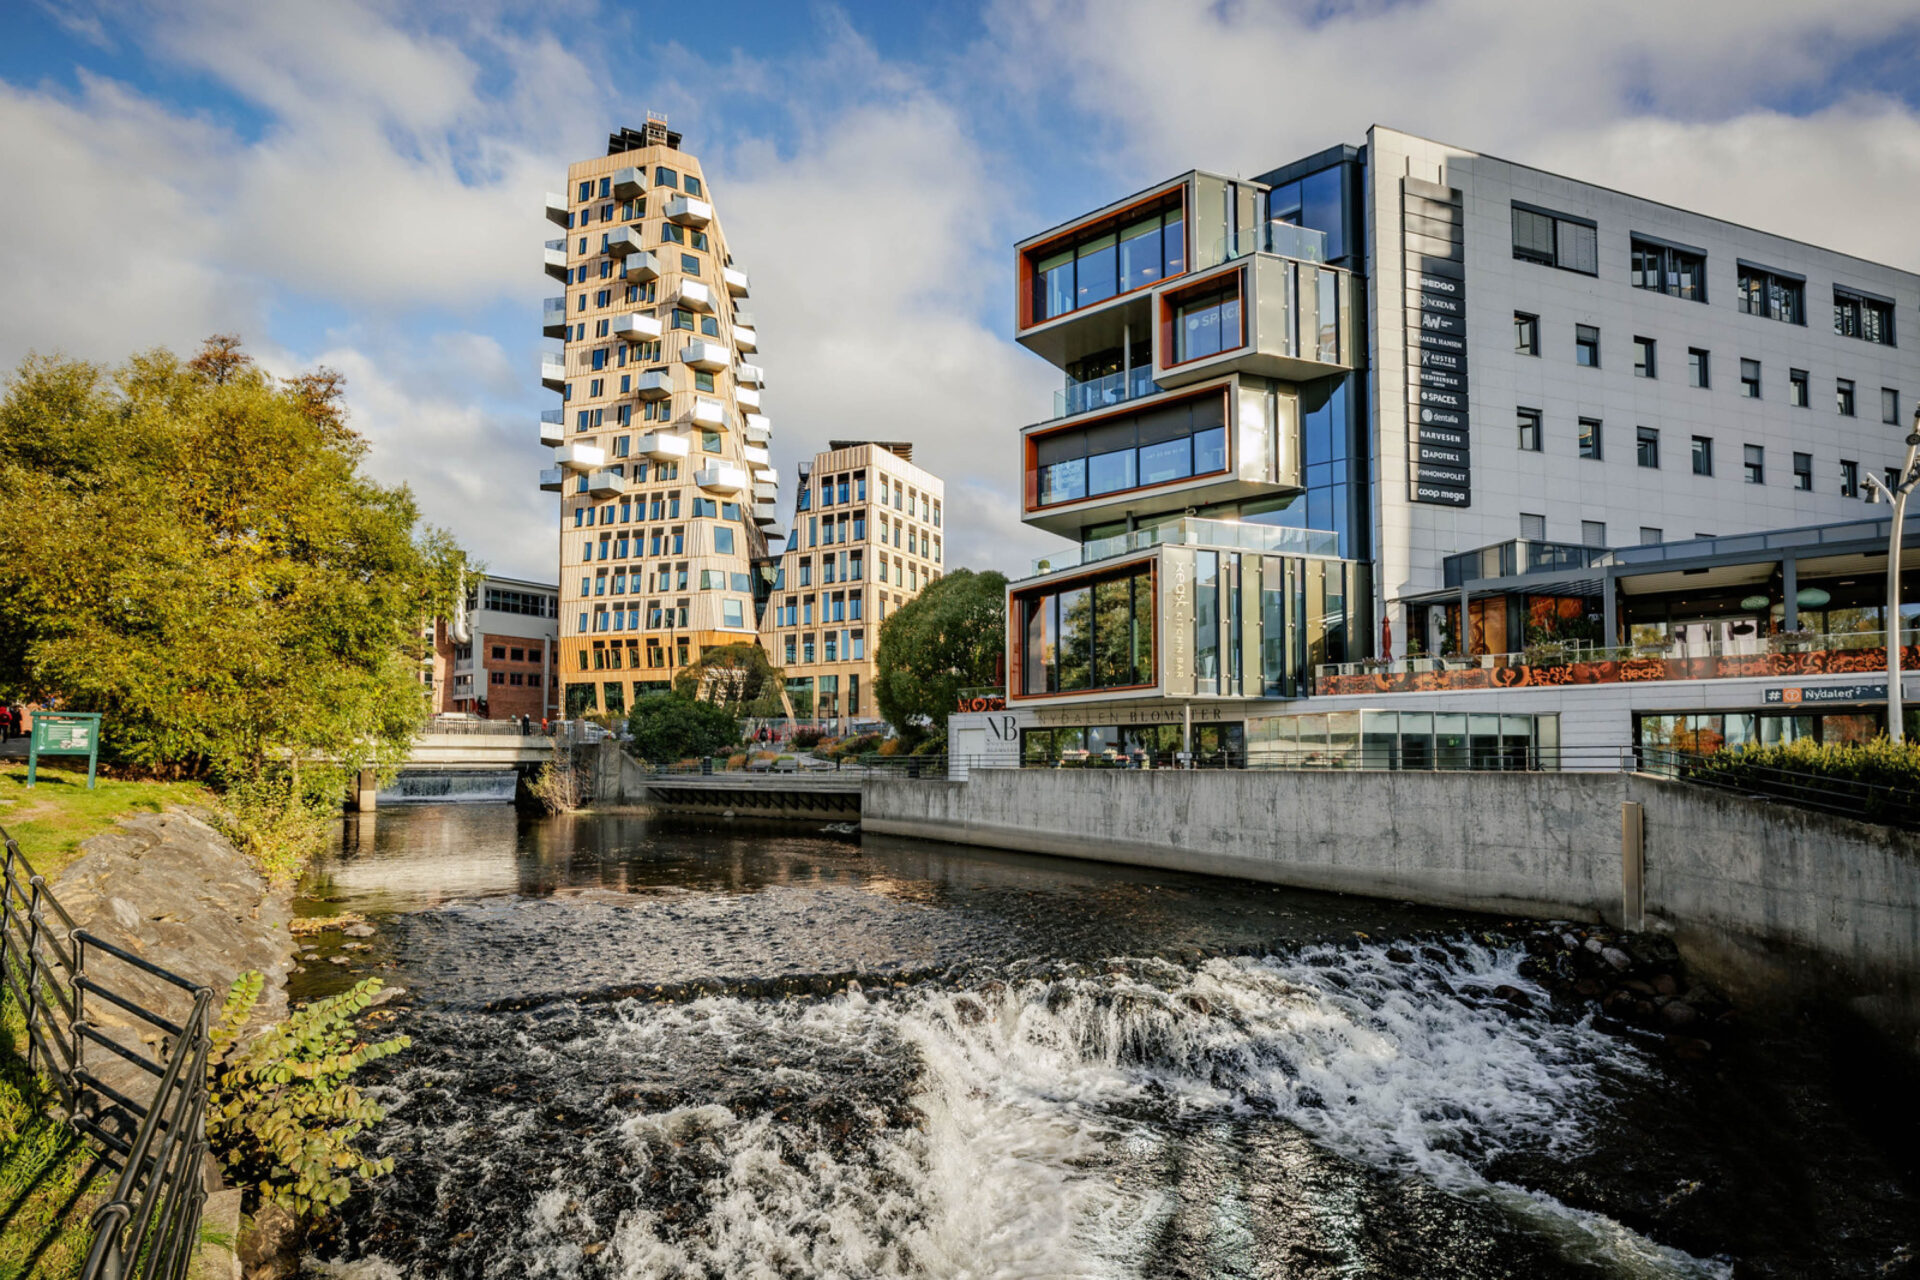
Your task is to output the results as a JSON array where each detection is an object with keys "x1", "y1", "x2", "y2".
[{"x1": 0, "y1": 827, "x2": 213, "y2": 1280}]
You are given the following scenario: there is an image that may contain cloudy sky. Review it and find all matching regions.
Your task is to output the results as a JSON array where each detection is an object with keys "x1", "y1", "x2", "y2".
[{"x1": 7, "y1": 0, "x2": 1920, "y2": 580}]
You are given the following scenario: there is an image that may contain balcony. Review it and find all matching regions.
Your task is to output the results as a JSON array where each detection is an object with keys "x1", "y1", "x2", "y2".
[
  {"x1": 753, "y1": 501, "x2": 781, "y2": 527},
  {"x1": 735, "y1": 361, "x2": 765, "y2": 386},
  {"x1": 735, "y1": 385, "x2": 762, "y2": 411},
  {"x1": 540, "y1": 355, "x2": 566, "y2": 391},
  {"x1": 741, "y1": 444, "x2": 770, "y2": 468},
  {"x1": 753, "y1": 464, "x2": 780, "y2": 485},
  {"x1": 612, "y1": 165, "x2": 644, "y2": 199},
  {"x1": 696, "y1": 464, "x2": 748, "y2": 494},
  {"x1": 544, "y1": 239, "x2": 567, "y2": 281},
  {"x1": 1213, "y1": 220, "x2": 1329, "y2": 266},
  {"x1": 685, "y1": 397, "x2": 726, "y2": 431},
  {"x1": 1152, "y1": 254, "x2": 1356, "y2": 390},
  {"x1": 1442, "y1": 539, "x2": 1609, "y2": 588},
  {"x1": 634, "y1": 370, "x2": 672, "y2": 400},
  {"x1": 733, "y1": 325, "x2": 758, "y2": 353},
  {"x1": 680, "y1": 339, "x2": 728, "y2": 372},
  {"x1": 753, "y1": 479, "x2": 778, "y2": 503},
  {"x1": 554, "y1": 442, "x2": 604, "y2": 472},
  {"x1": 545, "y1": 192, "x2": 569, "y2": 226},
  {"x1": 622, "y1": 251, "x2": 660, "y2": 284},
  {"x1": 733, "y1": 308, "x2": 756, "y2": 327},
  {"x1": 665, "y1": 195, "x2": 712, "y2": 227},
  {"x1": 605, "y1": 226, "x2": 644, "y2": 259},
  {"x1": 723, "y1": 266, "x2": 749, "y2": 296},
  {"x1": 542, "y1": 296, "x2": 567, "y2": 339},
  {"x1": 612, "y1": 313, "x2": 662, "y2": 344},
  {"x1": 586, "y1": 469, "x2": 626, "y2": 498},
  {"x1": 1027, "y1": 516, "x2": 1339, "y2": 579},
  {"x1": 640, "y1": 431, "x2": 691, "y2": 461},
  {"x1": 539, "y1": 415, "x2": 564, "y2": 447},
  {"x1": 743, "y1": 414, "x2": 771, "y2": 444},
  {"x1": 539, "y1": 467, "x2": 563, "y2": 492},
  {"x1": 1050, "y1": 365, "x2": 1156, "y2": 421},
  {"x1": 676, "y1": 281, "x2": 715, "y2": 313},
  {"x1": 1315, "y1": 629, "x2": 1919, "y2": 699}
]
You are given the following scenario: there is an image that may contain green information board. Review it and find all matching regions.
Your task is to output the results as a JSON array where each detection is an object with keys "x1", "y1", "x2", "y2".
[{"x1": 27, "y1": 712, "x2": 102, "y2": 789}]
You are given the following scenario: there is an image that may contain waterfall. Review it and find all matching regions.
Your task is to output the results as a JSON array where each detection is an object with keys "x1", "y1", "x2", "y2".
[{"x1": 376, "y1": 770, "x2": 518, "y2": 804}]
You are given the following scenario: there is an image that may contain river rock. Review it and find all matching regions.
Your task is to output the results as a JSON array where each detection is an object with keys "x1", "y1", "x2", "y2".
[
  {"x1": 1660, "y1": 1001, "x2": 1700, "y2": 1028},
  {"x1": 51, "y1": 809, "x2": 294, "y2": 1103},
  {"x1": 1600, "y1": 947, "x2": 1632, "y2": 971},
  {"x1": 1652, "y1": 973, "x2": 1679, "y2": 997},
  {"x1": 343, "y1": 922, "x2": 376, "y2": 938}
]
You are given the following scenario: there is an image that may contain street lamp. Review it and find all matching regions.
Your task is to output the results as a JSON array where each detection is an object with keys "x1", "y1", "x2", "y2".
[{"x1": 1861, "y1": 414, "x2": 1920, "y2": 743}]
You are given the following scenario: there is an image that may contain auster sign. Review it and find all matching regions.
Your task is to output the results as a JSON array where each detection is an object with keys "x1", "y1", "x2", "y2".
[{"x1": 1403, "y1": 178, "x2": 1469, "y2": 506}]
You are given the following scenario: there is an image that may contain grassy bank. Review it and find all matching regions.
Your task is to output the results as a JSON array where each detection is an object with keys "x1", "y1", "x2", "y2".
[
  {"x1": 0, "y1": 760, "x2": 212, "y2": 880},
  {"x1": 0, "y1": 1001, "x2": 111, "y2": 1280}
]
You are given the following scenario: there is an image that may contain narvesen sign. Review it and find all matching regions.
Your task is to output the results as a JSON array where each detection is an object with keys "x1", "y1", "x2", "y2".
[{"x1": 1402, "y1": 177, "x2": 1470, "y2": 504}]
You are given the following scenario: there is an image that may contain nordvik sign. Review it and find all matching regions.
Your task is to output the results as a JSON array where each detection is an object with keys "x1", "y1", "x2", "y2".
[{"x1": 1403, "y1": 176, "x2": 1470, "y2": 507}]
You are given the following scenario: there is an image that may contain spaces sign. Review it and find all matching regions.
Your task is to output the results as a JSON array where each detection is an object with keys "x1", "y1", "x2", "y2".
[{"x1": 1403, "y1": 177, "x2": 1468, "y2": 506}]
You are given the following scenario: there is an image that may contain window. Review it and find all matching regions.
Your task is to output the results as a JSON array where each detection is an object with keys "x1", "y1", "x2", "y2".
[
  {"x1": 1838, "y1": 379, "x2": 1856, "y2": 417},
  {"x1": 1017, "y1": 560, "x2": 1156, "y2": 694},
  {"x1": 1688, "y1": 348, "x2": 1709, "y2": 389},
  {"x1": 700, "y1": 315, "x2": 720, "y2": 337},
  {"x1": 722, "y1": 599, "x2": 745, "y2": 628},
  {"x1": 1636, "y1": 426, "x2": 1659, "y2": 468},
  {"x1": 1577, "y1": 417, "x2": 1602, "y2": 460},
  {"x1": 1033, "y1": 391, "x2": 1229, "y2": 505},
  {"x1": 1630, "y1": 237, "x2": 1706, "y2": 302},
  {"x1": 1744, "y1": 444, "x2": 1765, "y2": 484},
  {"x1": 1835, "y1": 289, "x2": 1895, "y2": 345},
  {"x1": 694, "y1": 370, "x2": 715, "y2": 392},
  {"x1": 1793, "y1": 452, "x2": 1812, "y2": 491},
  {"x1": 702, "y1": 431, "x2": 722, "y2": 454},
  {"x1": 1842, "y1": 459, "x2": 1861, "y2": 498},
  {"x1": 1516, "y1": 408, "x2": 1542, "y2": 452},
  {"x1": 1633, "y1": 336, "x2": 1656, "y2": 379},
  {"x1": 1515, "y1": 312, "x2": 1539, "y2": 355},
  {"x1": 1511, "y1": 203, "x2": 1598, "y2": 274},
  {"x1": 685, "y1": 176, "x2": 702, "y2": 197},
  {"x1": 1519, "y1": 512, "x2": 1547, "y2": 540},
  {"x1": 1581, "y1": 521, "x2": 1607, "y2": 548},
  {"x1": 714, "y1": 527, "x2": 735, "y2": 555},
  {"x1": 1575, "y1": 325, "x2": 1599, "y2": 368},
  {"x1": 1740, "y1": 359, "x2": 1761, "y2": 398},
  {"x1": 654, "y1": 166, "x2": 678, "y2": 189},
  {"x1": 671, "y1": 309, "x2": 694, "y2": 331},
  {"x1": 1639, "y1": 527, "x2": 1664, "y2": 546},
  {"x1": 1692, "y1": 436, "x2": 1714, "y2": 476},
  {"x1": 1737, "y1": 264, "x2": 1805, "y2": 324},
  {"x1": 1171, "y1": 279, "x2": 1243, "y2": 363},
  {"x1": 1790, "y1": 369, "x2": 1809, "y2": 407},
  {"x1": 1885, "y1": 387, "x2": 1902, "y2": 425},
  {"x1": 1028, "y1": 200, "x2": 1186, "y2": 324},
  {"x1": 681, "y1": 253, "x2": 700, "y2": 275}
]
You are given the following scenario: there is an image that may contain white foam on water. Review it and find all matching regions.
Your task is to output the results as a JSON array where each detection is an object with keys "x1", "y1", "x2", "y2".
[{"x1": 346, "y1": 941, "x2": 1735, "y2": 1278}]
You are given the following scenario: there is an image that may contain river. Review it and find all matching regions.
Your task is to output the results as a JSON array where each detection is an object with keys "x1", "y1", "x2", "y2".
[{"x1": 288, "y1": 804, "x2": 1919, "y2": 1279}]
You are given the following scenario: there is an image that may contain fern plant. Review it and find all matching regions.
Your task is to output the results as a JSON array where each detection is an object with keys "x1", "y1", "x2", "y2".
[{"x1": 206, "y1": 971, "x2": 410, "y2": 1218}]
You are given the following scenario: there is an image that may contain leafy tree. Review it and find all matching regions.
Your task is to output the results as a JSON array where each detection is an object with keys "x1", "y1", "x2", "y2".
[
  {"x1": 626, "y1": 692, "x2": 741, "y2": 763},
  {"x1": 874, "y1": 568, "x2": 1007, "y2": 742},
  {"x1": 673, "y1": 641, "x2": 783, "y2": 713},
  {"x1": 0, "y1": 338, "x2": 468, "y2": 805}
]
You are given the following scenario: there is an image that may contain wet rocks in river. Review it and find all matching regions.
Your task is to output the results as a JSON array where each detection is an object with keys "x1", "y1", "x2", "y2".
[{"x1": 1518, "y1": 924, "x2": 1731, "y2": 1056}]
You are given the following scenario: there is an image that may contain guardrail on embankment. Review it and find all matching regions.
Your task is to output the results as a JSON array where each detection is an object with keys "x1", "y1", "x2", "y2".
[{"x1": 1, "y1": 826, "x2": 212, "y2": 1280}]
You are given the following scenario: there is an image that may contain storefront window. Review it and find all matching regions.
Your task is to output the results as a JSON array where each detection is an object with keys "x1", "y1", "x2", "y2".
[{"x1": 1019, "y1": 560, "x2": 1155, "y2": 695}]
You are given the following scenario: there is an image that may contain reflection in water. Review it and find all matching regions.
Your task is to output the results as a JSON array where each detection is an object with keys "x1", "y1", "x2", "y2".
[{"x1": 296, "y1": 805, "x2": 1914, "y2": 1280}]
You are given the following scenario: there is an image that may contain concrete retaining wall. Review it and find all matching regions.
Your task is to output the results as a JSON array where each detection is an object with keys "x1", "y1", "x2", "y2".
[{"x1": 865, "y1": 769, "x2": 1920, "y2": 1048}]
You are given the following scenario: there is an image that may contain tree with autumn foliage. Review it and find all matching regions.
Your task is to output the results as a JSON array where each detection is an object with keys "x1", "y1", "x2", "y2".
[{"x1": 0, "y1": 337, "x2": 468, "y2": 868}]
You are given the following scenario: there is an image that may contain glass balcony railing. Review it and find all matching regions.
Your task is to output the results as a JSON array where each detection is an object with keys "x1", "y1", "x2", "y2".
[
  {"x1": 1050, "y1": 366, "x2": 1157, "y2": 420},
  {"x1": 1029, "y1": 517, "x2": 1341, "y2": 578},
  {"x1": 1214, "y1": 220, "x2": 1329, "y2": 265},
  {"x1": 1442, "y1": 539, "x2": 1608, "y2": 587}
]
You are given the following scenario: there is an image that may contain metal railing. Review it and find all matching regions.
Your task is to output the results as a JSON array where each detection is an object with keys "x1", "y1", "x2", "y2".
[
  {"x1": 0, "y1": 827, "x2": 212, "y2": 1280},
  {"x1": 1637, "y1": 745, "x2": 1920, "y2": 830}
]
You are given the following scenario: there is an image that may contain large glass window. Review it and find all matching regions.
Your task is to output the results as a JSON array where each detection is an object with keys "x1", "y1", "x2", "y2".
[
  {"x1": 1027, "y1": 199, "x2": 1185, "y2": 324},
  {"x1": 1032, "y1": 391, "x2": 1228, "y2": 506},
  {"x1": 1511, "y1": 203, "x2": 1597, "y2": 274},
  {"x1": 1739, "y1": 264, "x2": 1804, "y2": 324},
  {"x1": 1631, "y1": 237, "x2": 1706, "y2": 302},
  {"x1": 1019, "y1": 560, "x2": 1155, "y2": 695},
  {"x1": 1171, "y1": 279, "x2": 1242, "y2": 363},
  {"x1": 1835, "y1": 289, "x2": 1895, "y2": 345}
]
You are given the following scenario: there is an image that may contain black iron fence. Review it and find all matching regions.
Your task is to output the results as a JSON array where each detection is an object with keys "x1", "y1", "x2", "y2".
[
  {"x1": 1636, "y1": 746, "x2": 1920, "y2": 831},
  {"x1": 0, "y1": 826, "x2": 212, "y2": 1280}
]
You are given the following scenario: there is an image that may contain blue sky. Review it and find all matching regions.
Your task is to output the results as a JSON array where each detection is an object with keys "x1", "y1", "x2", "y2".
[{"x1": 6, "y1": 0, "x2": 1920, "y2": 581}]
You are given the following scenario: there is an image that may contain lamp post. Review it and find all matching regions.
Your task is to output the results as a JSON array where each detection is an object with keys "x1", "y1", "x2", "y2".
[{"x1": 1862, "y1": 416, "x2": 1920, "y2": 743}]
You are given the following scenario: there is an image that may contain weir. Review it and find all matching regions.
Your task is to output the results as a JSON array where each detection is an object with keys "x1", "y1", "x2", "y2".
[{"x1": 377, "y1": 769, "x2": 519, "y2": 805}]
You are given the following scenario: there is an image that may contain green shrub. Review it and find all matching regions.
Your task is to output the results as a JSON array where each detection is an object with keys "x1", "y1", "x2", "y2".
[
  {"x1": 212, "y1": 772, "x2": 336, "y2": 885},
  {"x1": 207, "y1": 972, "x2": 409, "y2": 1219},
  {"x1": 791, "y1": 728, "x2": 826, "y2": 749},
  {"x1": 1680, "y1": 738, "x2": 1920, "y2": 824}
]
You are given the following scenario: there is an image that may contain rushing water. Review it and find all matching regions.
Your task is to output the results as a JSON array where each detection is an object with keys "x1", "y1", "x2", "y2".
[{"x1": 292, "y1": 805, "x2": 1920, "y2": 1279}]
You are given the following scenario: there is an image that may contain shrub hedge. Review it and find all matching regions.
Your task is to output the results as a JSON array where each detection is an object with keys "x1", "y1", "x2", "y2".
[{"x1": 1681, "y1": 738, "x2": 1920, "y2": 825}]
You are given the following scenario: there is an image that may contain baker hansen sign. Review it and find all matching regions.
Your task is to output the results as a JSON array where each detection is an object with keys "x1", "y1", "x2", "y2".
[{"x1": 1403, "y1": 176, "x2": 1469, "y2": 507}]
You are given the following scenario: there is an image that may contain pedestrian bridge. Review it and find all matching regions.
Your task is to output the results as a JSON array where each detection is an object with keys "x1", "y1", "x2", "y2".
[{"x1": 407, "y1": 730, "x2": 554, "y2": 768}]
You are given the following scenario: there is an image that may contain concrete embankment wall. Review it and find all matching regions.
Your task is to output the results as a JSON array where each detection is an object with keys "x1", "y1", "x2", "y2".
[{"x1": 864, "y1": 769, "x2": 1920, "y2": 1046}]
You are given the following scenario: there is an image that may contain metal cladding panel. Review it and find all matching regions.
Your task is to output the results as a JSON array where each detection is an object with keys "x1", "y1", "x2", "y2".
[{"x1": 1161, "y1": 546, "x2": 1196, "y2": 698}]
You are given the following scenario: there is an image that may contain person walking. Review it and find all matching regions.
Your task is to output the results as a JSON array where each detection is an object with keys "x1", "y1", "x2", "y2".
[{"x1": 0, "y1": 705, "x2": 12, "y2": 743}]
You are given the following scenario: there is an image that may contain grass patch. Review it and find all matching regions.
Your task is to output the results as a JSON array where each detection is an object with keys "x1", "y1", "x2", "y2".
[
  {"x1": 0, "y1": 999, "x2": 113, "y2": 1280},
  {"x1": 0, "y1": 760, "x2": 212, "y2": 880}
]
